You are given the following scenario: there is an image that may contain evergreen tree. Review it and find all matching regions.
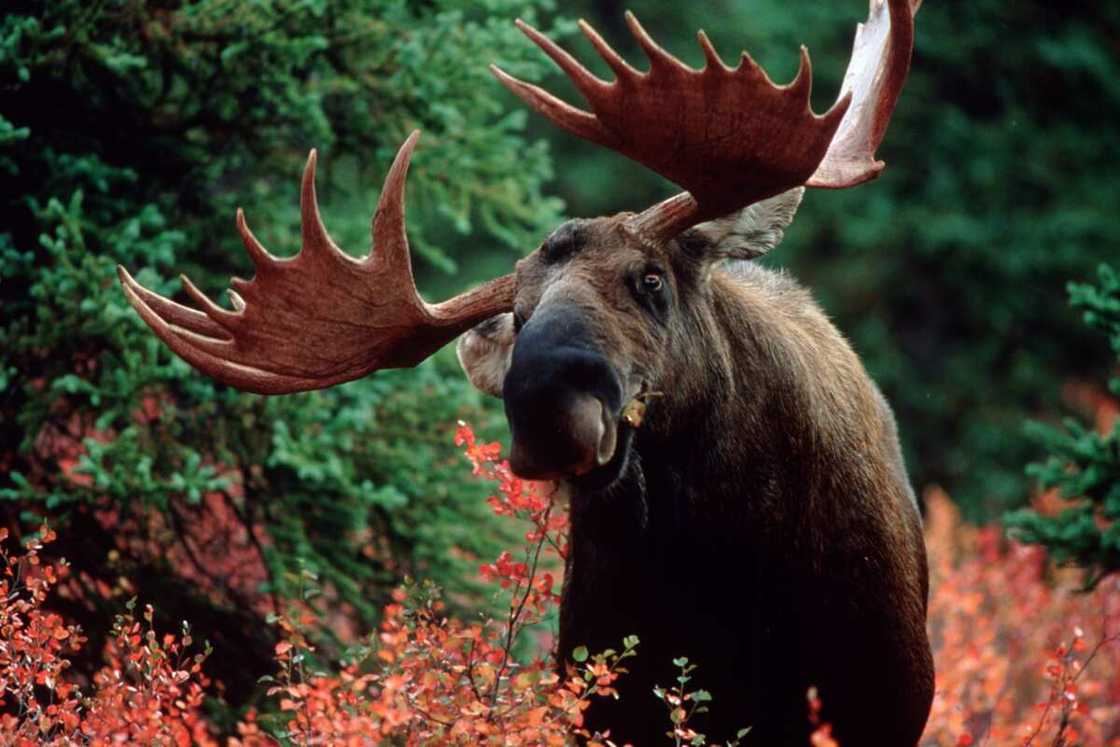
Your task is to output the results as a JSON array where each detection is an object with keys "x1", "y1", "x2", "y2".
[
  {"x1": 1006, "y1": 265, "x2": 1120, "y2": 587},
  {"x1": 0, "y1": 0, "x2": 563, "y2": 708}
]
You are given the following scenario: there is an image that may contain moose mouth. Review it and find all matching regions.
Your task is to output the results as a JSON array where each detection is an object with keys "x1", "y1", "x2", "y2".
[
  {"x1": 509, "y1": 393, "x2": 619, "y2": 481},
  {"x1": 507, "y1": 388, "x2": 642, "y2": 492},
  {"x1": 567, "y1": 415, "x2": 637, "y2": 491},
  {"x1": 586, "y1": 396, "x2": 621, "y2": 472}
]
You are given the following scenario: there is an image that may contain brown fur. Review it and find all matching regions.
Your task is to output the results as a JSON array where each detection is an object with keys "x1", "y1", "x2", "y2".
[{"x1": 459, "y1": 206, "x2": 933, "y2": 745}]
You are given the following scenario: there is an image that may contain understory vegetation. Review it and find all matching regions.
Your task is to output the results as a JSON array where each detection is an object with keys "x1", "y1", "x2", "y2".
[
  {"x1": 2, "y1": 429, "x2": 1118, "y2": 745},
  {"x1": 2, "y1": 0, "x2": 1119, "y2": 744}
]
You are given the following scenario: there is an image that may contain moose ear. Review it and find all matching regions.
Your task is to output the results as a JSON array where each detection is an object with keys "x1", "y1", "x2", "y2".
[
  {"x1": 687, "y1": 187, "x2": 805, "y2": 261},
  {"x1": 456, "y1": 313, "x2": 516, "y2": 398}
]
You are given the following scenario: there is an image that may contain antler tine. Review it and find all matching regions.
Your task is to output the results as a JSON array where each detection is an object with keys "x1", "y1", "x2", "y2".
[
  {"x1": 371, "y1": 129, "x2": 419, "y2": 279},
  {"x1": 696, "y1": 30, "x2": 730, "y2": 73},
  {"x1": 490, "y1": 19, "x2": 617, "y2": 150},
  {"x1": 118, "y1": 132, "x2": 515, "y2": 395},
  {"x1": 489, "y1": 63, "x2": 611, "y2": 148},
  {"x1": 299, "y1": 149, "x2": 341, "y2": 261},
  {"x1": 623, "y1": 11, "x2": 684, "y2": 73},
  {"x1": 118, "y1": 264, "x2": 312, "y2": 391},
  {"x1": 578, "y1": 19, "x2": 640, "y2": 80},
  {"x1": 235, "y1": 208, "x2": 279, "y2": 271},
  {"x1": 118, "y1": 266, "x2": 227, "y2": 340},
  {"x1": 515, "y1": 20, "x2": 610, "y2": 104},
  {"x1": 809, "y1": 0, "x2": 918, "y2": 188},
  {"x1": 178, "y1": 273, "x2": 239, "y2": 334},
  {"x1": 787, "y1": 47, "x2": 815, "y2": 105}
]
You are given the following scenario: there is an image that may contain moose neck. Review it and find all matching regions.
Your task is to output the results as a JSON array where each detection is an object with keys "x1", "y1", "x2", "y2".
[
  {"x1": 644, "y1": 270, "x2": 811, "y2": 471},
  {"x1": 557, "y1": 262, "x2": 932, "y2": 747},
  {"x1": 568, "y1": 264, "x2": 893, "y2": 546}
]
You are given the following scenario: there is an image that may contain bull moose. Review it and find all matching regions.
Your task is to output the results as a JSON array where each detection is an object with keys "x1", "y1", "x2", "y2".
[{"x1": 118, "y1": 0, "x2": 932, "y2": 743}]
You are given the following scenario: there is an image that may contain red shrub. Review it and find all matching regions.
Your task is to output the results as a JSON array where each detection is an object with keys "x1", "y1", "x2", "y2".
[
  {"x1": 0, "y1": 528, "x2": 216, "y2": 746},
  {"x1": 923, "y1": 488, "x2": 1120, "y2": 746},
  {"x1": 3, "y1": 428, "x2": 1119, "y2": 746},
  {"x1": 242, "y1": 422, "x2": 629, "y2": 745}
]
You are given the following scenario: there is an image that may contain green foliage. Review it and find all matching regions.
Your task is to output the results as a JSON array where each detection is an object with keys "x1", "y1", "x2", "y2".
[
  {"x1": 3, "y1": 0, "x2": 1117, "y2": 724},
  {"x1": 1006, "y1": 265, "x2": 1120, "y2": 586},
  {"x1": 0, "y1": 0, "x2": 562, "y2": 711},
  {"x1": 543, "y1": 1, "x2": 1120, "y2": 518},
  {"x1": 653, "y1": 656, "x2": 751, "y2": 747}
]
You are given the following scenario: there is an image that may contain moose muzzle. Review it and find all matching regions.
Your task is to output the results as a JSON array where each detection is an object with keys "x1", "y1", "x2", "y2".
[{"x1": 502, "y1": 306, "x2": 623, "y2": 480}]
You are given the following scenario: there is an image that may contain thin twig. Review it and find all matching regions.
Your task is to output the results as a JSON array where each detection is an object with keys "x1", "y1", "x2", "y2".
[{"x1": 488, "y1": 503, "x2": 552, "y2": 709}]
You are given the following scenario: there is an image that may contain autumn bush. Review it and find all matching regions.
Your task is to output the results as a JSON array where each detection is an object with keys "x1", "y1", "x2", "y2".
[
  {"x1": 0, "y1": 527, "x2": 216, "y2": 745},
  {"x1": 923, "y1": 489, "x2": 1120, "y2": 746},
  {"x1": 2, "y1": 427, "x2": 1119, "y2": 746}
]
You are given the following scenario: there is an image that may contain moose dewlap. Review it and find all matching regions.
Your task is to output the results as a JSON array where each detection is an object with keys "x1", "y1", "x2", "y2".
[{"x1": 119, "y1": 0, "x2": 931, "y2": 744}]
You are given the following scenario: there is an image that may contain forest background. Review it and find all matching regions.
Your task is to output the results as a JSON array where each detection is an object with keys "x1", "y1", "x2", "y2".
[{"x1": 1, "y1": 0, "x2": 1118, "y2": 743}]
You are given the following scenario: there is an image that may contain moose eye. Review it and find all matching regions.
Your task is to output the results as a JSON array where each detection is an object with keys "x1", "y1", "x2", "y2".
[{"x1": 641, "y1": 273, "x2": 664, "y2": 293}]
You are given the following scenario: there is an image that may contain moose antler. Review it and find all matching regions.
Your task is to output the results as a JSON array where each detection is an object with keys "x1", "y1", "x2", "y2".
[
  {"x1": 492, "y1": 0, "x2": 919, "y2": 238},
  {"x1": 120, "y1": 1, "x2": 917, "y2": 394},
  {"x1": 807, "y1": 0, "x2": 920, "y2": 189},
  {"x1": 118, "y1": 131, "x2": 514, "y2": 394}
]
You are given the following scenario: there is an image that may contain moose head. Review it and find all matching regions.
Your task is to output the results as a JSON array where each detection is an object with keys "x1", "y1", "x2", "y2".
[{"x1": 119, "y1": 0, "x2": 918, "y2": 488}]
